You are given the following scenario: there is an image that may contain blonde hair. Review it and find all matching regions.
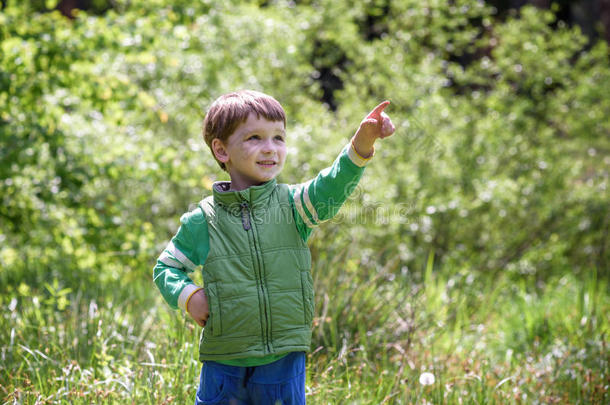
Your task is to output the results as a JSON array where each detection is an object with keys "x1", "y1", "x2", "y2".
[{"x1": 202, "y1": 90, "x2": 286, "y2": 170}]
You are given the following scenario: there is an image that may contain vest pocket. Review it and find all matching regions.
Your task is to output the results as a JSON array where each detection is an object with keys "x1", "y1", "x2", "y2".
[
  {"x1": 301, "y1": 271, "x2": 314, "y2": 325},
  {"x1": 206, "y1": 283, "x2": 222, "y2": 337}
]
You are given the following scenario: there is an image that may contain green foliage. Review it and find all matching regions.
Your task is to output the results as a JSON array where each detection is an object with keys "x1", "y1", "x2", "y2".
[
  {"x1": 0, "y1": 0, "x2": 329, "y2": 295},
  {"x1": 1, "y1": 0, "x2": 608, "y2": 403},
  {"x1": 330, "y1": 3, "x2": 609, "y2": 279}
]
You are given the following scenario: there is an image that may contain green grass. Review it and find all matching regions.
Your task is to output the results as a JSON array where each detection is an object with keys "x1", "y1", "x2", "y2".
[{"x1": 1, "y1": 259, "x2": 607, "y2": 404}]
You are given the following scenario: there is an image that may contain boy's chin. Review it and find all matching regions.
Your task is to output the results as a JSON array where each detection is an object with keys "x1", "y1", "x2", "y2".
[
  {"x1": 257, "y1": 174, "x2": 278, "y2": 183},
  {"x1": 247, "y1": 173, "x2": 278, "y2": 185},
  {"x1": 256, "y1": 168, "x2": 282, "y2": 181}
]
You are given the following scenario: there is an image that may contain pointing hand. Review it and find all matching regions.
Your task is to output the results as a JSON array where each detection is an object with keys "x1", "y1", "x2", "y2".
[{"x1": 351, "y1": 101, "x2": 396, "y2": 158}]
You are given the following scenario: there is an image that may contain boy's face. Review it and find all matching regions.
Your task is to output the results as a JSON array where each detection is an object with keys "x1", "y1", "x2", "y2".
[{"x1": 212, "y1": 113, "x2": 286, "y2": 191}]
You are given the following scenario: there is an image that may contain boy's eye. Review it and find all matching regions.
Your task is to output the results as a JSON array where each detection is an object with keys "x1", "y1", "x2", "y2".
[
  {"x1": 274, "y1": 135, "x2": 285, "y2": 142},
  {"x1": 247, "y1": 135, "x2": 260, "y2": 141}
]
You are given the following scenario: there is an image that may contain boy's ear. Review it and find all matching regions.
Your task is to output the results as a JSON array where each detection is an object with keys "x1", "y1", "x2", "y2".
[{"x1": 211, "y1": 138, "x2": 230, "y2": 164}]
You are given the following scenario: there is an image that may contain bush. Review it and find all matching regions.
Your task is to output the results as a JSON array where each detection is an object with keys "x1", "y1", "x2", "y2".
[{"x1": 1, "y1": 0, "x2": 607, "y2": 297}]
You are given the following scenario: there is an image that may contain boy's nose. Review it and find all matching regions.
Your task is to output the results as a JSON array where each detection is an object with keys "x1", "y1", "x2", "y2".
[{"x1": 261, "y1": 139, "x2": 275, "y2": 153}]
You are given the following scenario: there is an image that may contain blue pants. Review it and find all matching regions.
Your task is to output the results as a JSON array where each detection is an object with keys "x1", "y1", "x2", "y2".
[{"x1": 195, "y1": 352, "x2": 306, "y2": 405}]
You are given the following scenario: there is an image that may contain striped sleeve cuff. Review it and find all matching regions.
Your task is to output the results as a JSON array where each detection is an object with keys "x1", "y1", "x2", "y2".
[
  {"x1": 178, "y1": 284, "x2": 202, "y2": 311},
  {"x1": 347, "y1": 141, "x2": 375, "y2": 167}
]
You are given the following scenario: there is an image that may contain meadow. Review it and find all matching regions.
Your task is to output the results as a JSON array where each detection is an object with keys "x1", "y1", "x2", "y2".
[{"x1": 2, "y1": 254, "x2": 607, "y2": 403}]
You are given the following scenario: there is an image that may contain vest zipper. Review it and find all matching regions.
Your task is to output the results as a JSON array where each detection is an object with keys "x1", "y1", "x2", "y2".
[
  {"x1": 240, "y1": 202, "x2": 251, "y2": 230},
  {"x1": 241, "y1": 201, "x2": 272, "y2": 354}
]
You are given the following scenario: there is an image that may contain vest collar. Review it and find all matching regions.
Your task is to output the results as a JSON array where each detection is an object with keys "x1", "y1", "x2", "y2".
[{"x1": 212, "y1": 179, "x2": 277, "y2": 210}]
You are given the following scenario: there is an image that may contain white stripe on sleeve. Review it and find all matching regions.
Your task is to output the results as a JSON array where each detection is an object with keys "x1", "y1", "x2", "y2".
[
  {"x1": 293, "y1": 184, "x2": 317, "y2": 228},
  {"x1": 302, "y1": 181, "x2": 323, "y2": 224},
  {"x1": 167, "y1": 241, "x2": 196, "y2": 271},
  {"x1": 159, "y1": 251, "x2": 184, "y2": 269}
]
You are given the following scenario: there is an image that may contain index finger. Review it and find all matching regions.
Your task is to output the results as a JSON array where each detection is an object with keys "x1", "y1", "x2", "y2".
[{"x1": 366, "y1": 100, "x2": 391, "y2": 121}]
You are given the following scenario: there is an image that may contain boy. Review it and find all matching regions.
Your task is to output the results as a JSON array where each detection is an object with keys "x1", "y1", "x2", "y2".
[{"x1": 153, "y1": 90, "x2": 395, "y2": 404}]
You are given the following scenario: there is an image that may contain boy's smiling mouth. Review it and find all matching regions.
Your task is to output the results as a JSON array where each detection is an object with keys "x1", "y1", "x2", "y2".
[{"x1": 257, "y1": 160, "x2": 277, "y2": 167}]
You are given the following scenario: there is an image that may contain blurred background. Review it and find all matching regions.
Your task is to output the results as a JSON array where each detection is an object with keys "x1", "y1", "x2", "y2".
[{"x1": 1, "y1": 0, "x2": 608, "y2": 403}]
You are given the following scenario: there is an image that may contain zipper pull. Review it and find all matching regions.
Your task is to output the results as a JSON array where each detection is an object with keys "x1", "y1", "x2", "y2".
[{"x1": 241, "y1": 202, "x2": 251, "y2": 230}]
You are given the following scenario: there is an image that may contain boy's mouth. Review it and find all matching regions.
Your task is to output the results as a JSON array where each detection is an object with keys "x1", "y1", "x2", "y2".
[{"x1": 257, "y1": 160, "x2": 276, "y2": 167}]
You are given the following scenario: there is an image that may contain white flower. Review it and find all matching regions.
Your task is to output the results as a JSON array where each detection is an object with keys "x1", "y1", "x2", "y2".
[{"x1": 419, "y1": 372, "x2": 435, "y2": 386}]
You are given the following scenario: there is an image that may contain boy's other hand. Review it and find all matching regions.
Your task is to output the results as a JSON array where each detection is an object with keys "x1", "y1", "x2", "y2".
[
  {"x1": 187, "y1": 289, "x2": 209, "y2": 327},
  {"x1": 352, "y1": 101, "x2": 396, "y2": 158}
]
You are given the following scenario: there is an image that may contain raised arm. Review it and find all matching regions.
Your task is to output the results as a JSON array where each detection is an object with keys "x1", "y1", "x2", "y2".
[{"x1": 290, "y1": 101, "x2": 396, "y2": 241}]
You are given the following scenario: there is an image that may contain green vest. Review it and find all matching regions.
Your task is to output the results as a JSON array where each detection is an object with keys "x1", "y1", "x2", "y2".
[{"x1": 197, "y1": 179, "x2": 314, "y2": 362}]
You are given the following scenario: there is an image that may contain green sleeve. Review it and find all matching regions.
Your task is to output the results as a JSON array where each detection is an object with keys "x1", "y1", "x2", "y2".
[
  {"x1": 290, "y1": 142, "x2": 372, "y2": 242},
  {"x1": 152, "y1": 209, "x2": 210, "y2": 310}
]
